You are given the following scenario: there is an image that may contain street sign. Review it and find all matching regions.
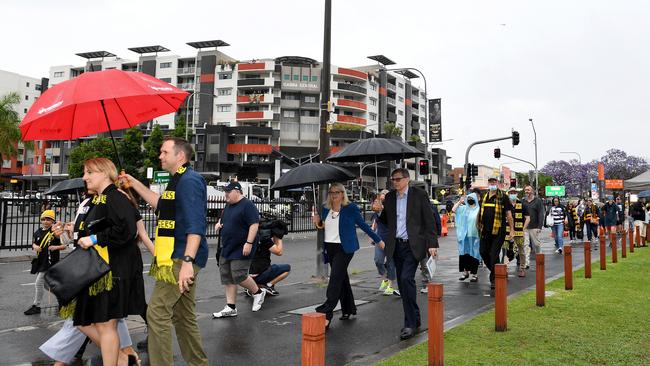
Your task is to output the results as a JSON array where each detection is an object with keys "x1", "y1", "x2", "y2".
[
  {"x1": 545, "y1": 185, "x2": 566, "y2": 197},
  {"x1": 146, "y1": 167, "x2": 154, "y2": 179},
  {"x1": 591, "y1": 183, "x2": 599, "y2": 200},
  {"x1": 605, "y1": 179, "x2": 624, "y2": 190},
  {"x1": 153, "y1": 170, "x2": 171, "y2": 183}
]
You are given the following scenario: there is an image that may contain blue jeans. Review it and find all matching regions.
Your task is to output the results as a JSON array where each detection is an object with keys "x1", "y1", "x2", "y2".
[
  {"x1": 374, "y1": 245, "x2": 396, "y2": 281},
  {"x1": 552, "y1": 224, "x2": 564, "y2": 249}
]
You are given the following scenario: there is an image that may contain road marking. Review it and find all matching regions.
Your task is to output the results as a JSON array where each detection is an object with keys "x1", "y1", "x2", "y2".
[
  {"x1": 287, "y1": 299, "x2": 369, "y2": 315},
  {"x1": 20, "y1": 282, "x2": 35, "y2": 286}
]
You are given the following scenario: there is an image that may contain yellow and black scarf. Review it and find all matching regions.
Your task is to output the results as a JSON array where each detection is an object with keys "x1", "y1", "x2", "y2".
[
  {"x1": 149, "y1": 163, "x2": 189, "y2": 284},
  {"x1": 479, "y1": 190, "x2": 504, "y2": 235},
  {"x1": 60, "y1": 194, "x2": 113, "y2": 318}
]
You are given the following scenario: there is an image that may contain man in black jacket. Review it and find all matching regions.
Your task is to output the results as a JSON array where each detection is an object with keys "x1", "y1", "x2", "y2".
[{"x1": 374, "y1": 168, "x2": 439, "y2": 340}]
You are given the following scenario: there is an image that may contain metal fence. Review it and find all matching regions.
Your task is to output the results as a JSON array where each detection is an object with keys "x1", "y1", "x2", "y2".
[{"x1": 1, "y1": 197, "x2": 376, "y2": 250}]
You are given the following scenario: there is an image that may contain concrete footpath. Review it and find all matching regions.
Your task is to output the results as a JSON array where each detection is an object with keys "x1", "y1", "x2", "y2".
[{"x1": 0, "y1": 228, "x2": 607, "y2": 365}]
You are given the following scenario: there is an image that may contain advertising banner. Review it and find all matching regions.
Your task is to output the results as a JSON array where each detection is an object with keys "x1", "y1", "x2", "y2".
[{"x1": 428, "y1": 98, "x2": 442, "y2": 142}]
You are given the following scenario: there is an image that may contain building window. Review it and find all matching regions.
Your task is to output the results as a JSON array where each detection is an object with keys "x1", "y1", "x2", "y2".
[
  {"x1": 54, "y1": 71, "x2": 64, "y2": 77},
  {"x1": 216, "y1": 105, "x2": 231, "y2": 112},
  {"x1": 398, "y1": 110, "x2": 404, "y2": 116},
  {"x1": 369, "y1": 98, "x2": 377, "y2": 106},
  {"x1": 26, "y1": 82, "x2": 30, "y2": 87},
  {"x1": 35, "y1": 84, "x2": 41, "y2": 91},
  {"x1": 304, "y1": 96, "x2": 316, "y2": 103},
  {"x1": 219, "y1": 73, "x2": 232, "y2": 80},
  {"x1": 25, "y1": 95, "x2": 29, "y2": 100},
  {"x1": 160, "y1": 78, "x2": 172, "y2": 83},
  {"x1": 311, "y1": 76, "x2": 318, "y2": 81},
  {"x1": 160, "y1": 62, "x2": 172, "y2": 69},
  {"x1": 217, "y1": 88, "x2": 232, "y2": 96},
  {"x1": 24, "y1": 108, "x2": 28, "y2": 113},
  {"x1": 398, "y1": 82, "x2": 404, "y2": 89},
  {"x1": 284, "y1": 74, "x2": 290, "y2": 80},
  {"x1": 293, "y1": 75, "x2": 299, "y2": 81},
  {"x1": 370, "y1": 113, "x2": 377, "y2": 121},
  {"x1": 302, "y1": 75, "x2": 309, "y2": 81},
  {"x1": 283, "y1": 110, "x2": 296, "y2": 118},
  {"x1": 398, "y1": 96, "x2": 404, "y2": 102},
  {"x1": 370, "y1": 83, "x2": 377, "y2": 91}
]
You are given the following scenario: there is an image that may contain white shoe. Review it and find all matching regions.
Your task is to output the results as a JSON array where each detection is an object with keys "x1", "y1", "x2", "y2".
[
  {"x1": 252, "y1": 290, "x2": 266, "y2": 312},
  {"x1": 420, "y1": 287, "x2": 428, "y2": 294},
  {"x1": 213, "y1": 305, "x2": 237, "y2": 318}
]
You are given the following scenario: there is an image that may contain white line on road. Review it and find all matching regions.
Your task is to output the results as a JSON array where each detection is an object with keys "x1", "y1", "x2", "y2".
[{"x1": 20, "y1": 282, "x2": 35, "y2": 286}]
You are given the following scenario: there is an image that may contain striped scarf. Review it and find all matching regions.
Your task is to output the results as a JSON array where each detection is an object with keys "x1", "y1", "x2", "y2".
[{"x1": 479, "y1": 190, "x2": 503, "y2": 235}]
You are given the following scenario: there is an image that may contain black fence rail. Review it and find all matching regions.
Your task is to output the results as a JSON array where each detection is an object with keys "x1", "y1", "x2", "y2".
[{"x1": 1, "y1": 197, "x2": 375, "y2": 250}]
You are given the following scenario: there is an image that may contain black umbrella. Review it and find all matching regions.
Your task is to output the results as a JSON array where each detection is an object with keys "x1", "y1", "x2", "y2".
[
  {"x1": 44, "y1": 178, "x2": 85, "y2": 196},
  {"x1": 327, "y1": 137, "x2": 423, "y2": 163},
  {"x1": 271, "y1": 163, "x2": 356, "y2": 203}
]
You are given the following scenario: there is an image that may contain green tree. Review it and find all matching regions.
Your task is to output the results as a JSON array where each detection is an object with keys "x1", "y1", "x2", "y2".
[
  {"x1": 409, "y1": 134, "x2": 421, "y2": 143},
  {"x1": 171, "y1": 114, "x2": 194, "y2": 141},
  {"x1": 119, "y1": 127, "x2": 144, "y2": 180},
  {"x1": 384, "y1": 122, "x2": 402, "y2": 138},
  {"x1": 0, "y1": 92, "x2": 33, "y2": 182},
  {"x1": 68, "y1": 138, "x2": 115, "y2": 178},
  {"x1": 331, "y1": 123, "x2": 364, "y2": 131},
  {"x1": 515, "y1": 172, "x2": 553, "y2": 195},
  {"x1": 144, "y1": 123, "x2": 163, "y2": 171}
]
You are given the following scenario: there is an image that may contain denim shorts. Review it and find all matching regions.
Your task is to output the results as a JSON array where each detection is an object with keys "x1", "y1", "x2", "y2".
[{"x1": 254, "y1": 264, "x2": 291, "y2": 284}]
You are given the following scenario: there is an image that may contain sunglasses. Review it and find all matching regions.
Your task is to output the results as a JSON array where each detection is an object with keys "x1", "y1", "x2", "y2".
[{"x1": 328, "y1": 191, "x2": 342, "y2": 194}]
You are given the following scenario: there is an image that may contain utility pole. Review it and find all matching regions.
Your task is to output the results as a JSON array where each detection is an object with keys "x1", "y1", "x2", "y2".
[
  {"x1": 315, "y1": 0, "x2": 332, "y2": 280},
  {"x1": 530, "y1": 118, "x2": 538, "y2": 194},
  {"x1": 464, "y1": 132, "x2": 519, "y2": 189}
]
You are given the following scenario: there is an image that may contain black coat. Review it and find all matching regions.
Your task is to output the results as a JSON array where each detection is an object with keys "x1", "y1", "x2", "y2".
[{"x1": 378, "y1": 187, "x2": 439, "y2": 262}]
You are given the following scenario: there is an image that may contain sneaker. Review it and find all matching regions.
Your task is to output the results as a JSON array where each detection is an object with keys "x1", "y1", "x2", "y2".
[
  {"x1": 261, "y1": 284, "x2": 279, "y2": 296},
  {"x1": 379, "y1": 279, "x2": 390, "y2": 291},
  {"x1": 213, "y1": 305, "x2": 238, "y2": 318},
  {"x1": 24, "y1": 305, "x2": 41, "y2": 315},
  {"x1": 393, "y1": 289, "x2": 401, "y2": 297},
  {"x1": 518, "y1": 270, "x2": 526, "y2": 278},
  {"x1": 244, "y1": 288, "x2": 253, "y2": 297},
  {"x1": 420, "y1": 287, "x2": 428, "y2": 294},
  {"x1": 383, "y1": 285, "x2": 394, "y2": 296},
  {"x1": 252, "y1": 290, "x2": 266, "y2": 312}
]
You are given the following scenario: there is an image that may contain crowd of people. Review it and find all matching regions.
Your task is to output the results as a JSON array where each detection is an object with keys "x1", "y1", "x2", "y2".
[{"x1": 20, "y1": 136, "x2": 650, "y2": 364}]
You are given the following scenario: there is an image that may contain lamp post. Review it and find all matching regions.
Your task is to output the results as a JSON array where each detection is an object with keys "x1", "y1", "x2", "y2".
[
  {"x1": 184, "y1": 91, "x2": 217, "y2": 168},
  {"x1": 529, "y1": 118, "x2": 538, "y2": 193}
]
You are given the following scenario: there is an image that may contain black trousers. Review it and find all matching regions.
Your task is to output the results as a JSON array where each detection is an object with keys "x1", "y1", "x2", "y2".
[
  {"x1": 459, "y1": 254, "x2": 479, "y2": 274},
  {"x1": 316, "y1": 242, "x2": 355, "y2": 320},
  {"x1": 393, "y1": 240, "x2": 421, "y2": 329},
  {"x1": 480, "y1": 232, "x2": 505, "y2": 283}
]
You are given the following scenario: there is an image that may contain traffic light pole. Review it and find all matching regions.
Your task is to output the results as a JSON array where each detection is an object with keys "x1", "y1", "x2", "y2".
[
  {"x1": 499, "y1": 153, "x2": 536, "y2": 170},
  {"x1": 464, "y1": 134, "x2": 517, "y2": 189}
]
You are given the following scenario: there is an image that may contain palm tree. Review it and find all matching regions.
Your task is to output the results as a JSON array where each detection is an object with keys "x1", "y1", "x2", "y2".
[{"x1": 0, "y1": 92, "x2": 31, "y2": 187}]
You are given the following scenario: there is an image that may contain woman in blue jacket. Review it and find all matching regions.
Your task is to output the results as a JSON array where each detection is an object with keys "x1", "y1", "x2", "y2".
[{"x1": 312, "y1": 183, "x2": 384, "y2": 329}]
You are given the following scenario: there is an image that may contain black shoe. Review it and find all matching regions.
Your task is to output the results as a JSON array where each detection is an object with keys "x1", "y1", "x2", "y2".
[
  {"x1": 261, "y1": 284, "x2": 279, "y2": 296},
  {"x1": 459, "y1": 273, "x2": 469, "y2": 281},
  {"x1": 339, "y1": 312, "x2": 356, "y2": 320},
  {"x1": 24, "y1": 305, "x2": 41, "y2": 315},
  {"x1": 136, "y1": 336, "x2": 148, "y2": 351},
  {"x1": 399, "y1": 327, "x2": 417, "y2": 340}
]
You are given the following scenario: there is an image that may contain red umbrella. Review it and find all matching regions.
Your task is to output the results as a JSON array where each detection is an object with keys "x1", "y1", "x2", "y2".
[{"x1": 20, "y1": 69, "x2": 189, "y2": 168}]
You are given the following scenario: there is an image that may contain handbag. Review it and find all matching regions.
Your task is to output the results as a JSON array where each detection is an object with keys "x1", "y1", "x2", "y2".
[
  {"x1": 546, "y1": 212, "x2": 555, "y2": 227},
  {"x1": 44, "y1": 247, "x2": 110, "y2": 306}
]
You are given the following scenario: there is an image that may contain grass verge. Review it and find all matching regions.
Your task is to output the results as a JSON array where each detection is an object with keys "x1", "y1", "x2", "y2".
[{"x1": 376, "y1": 249, "x2": 650, "y2": 366}]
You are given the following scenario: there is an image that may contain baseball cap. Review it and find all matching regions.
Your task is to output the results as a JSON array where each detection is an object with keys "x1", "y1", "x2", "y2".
[
  {"x1": 488, "y1": 177, "x2": 498, "y2": 183},
  {"x1": 40, "y1": 210, "x2": 55, "y2": 221},
  {"x1": 224, "y1": 181, "x2": 242, "y2": 192}
]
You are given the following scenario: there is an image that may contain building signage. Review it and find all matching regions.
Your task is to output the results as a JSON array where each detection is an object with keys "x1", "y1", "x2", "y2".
[
  {"x1": 282, "y1": 81, "x2": 319, "y2": 91},
  {"x1": 428, "y1": 98, "x2": 442, "y2": 142},
  {"x1": 605, "y1": 179, "x2": 624, "y2": 189}
]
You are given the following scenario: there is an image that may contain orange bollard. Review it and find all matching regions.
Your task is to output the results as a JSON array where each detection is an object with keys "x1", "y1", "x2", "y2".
[
  {"x1": 301, "y1": 313, "x2": 326, "y2": 366},
  {"x1": 599, "y1": 235, "x2": 606, "y2": 270},
  {"x1": 646, "y1": 225, "x2": 650, "y2": 246},
  {"x1": 584, "y1": 242, "x2": 591, "y2": 278},
  {"x1": 622, "y1": 230, "x2": 627, "y2": 258},
  {"x1": 536, "y1": 254, "x2": 545, "y2": 307},
  {"x1": 610, "y1": 232, "x2": 618, "y2": 263},
  {"x1": 635, "y1": 226, "x2": 641, "y2": 247},
  {"x1": 495, "y1": 264, "x2": 507, "y2": 331},
  {"x1": 427, "y1": 283, "x2": 444, "y2": 366},
  {"x1": 564, "y1": 245, "x2": 573, "y2": 290},
  {"x1": 630, "y1": 228, "x2": 635, "y2": 252}
]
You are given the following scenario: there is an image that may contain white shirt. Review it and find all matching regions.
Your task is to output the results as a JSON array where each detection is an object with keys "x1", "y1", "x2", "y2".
[{"x1": 324, "y1": 209, "x2": 341, "y2": 243}]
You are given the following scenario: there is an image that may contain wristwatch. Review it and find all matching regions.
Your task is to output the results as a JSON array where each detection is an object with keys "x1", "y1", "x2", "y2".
[{"x1": 182, "y1": 255, "x2": 195, "y2": 263}]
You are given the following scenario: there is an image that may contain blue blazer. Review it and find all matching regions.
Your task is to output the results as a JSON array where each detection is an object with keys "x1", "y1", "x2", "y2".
[{"x1": 320, "y1": 203, "x2": 382, "y2": 254}]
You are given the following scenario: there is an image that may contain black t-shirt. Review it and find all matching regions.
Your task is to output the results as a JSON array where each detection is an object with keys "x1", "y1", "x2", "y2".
[
  {"x1": 250, "y1": 239, "x2": 274, "y2": 275},
  {"x1": 32, "y1": 227, "x2": 61, "y2": 272},
  {"x1": 480, "y1": 193, "x2": 513, "y2": 236}
]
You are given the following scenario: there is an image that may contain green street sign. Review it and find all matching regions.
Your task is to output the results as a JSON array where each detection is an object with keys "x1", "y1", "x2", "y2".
[
  {"x1": 545, "y1": 185, "x2": 566, "y2": 197},
  {"x1": 153, "y1": 170, "x2": 171, "y2": 183}
]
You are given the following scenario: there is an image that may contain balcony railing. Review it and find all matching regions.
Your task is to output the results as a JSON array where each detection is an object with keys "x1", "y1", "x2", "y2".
[
  {"x1": 336, "y1": 114, "x2": 366, "y2": 125},
  {"x1": 226, "y1": 144, "x2": 273, "y2": 154},
  {"x1": 387, "y1": 83, "x2": 396, "y2": 92},
  {"x1": 178, "y1": 83, "x2": 195, "y2": 90},
  {"x1": 177, "y1": 67, "x2": 196, "y2": 74},
  {"x1": 335, "y1": 83, "x2": 367, "y2": 95},
  {"x1": 336, "y1": 99, "x2": 367, "y2": 111},
  {"x1": 336, "y1": 67, "x2": 368, "y2": 80},
  {"x1": 386, "y1": 97, "x2": 396, "y2": 105},
  {"x1": 236, "y1": 111, "x2": 274, "y2": 120}
]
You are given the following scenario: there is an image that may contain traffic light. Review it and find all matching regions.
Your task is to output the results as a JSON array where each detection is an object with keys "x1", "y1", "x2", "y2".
[
  {"x1": 419, "y1": 159, "x2": 430, "y2": 175},
  {"x1": 471, "y1": 164, "x2": 479, "y2": 177},
  {"x1": 512, "y1": 130, "x2": 520, "y2": 146},
  {"x1": 494, "y1": 148, "x2": 501, "y2": 159},
  {"x1": 510, "y1": 177, "x2": 517, "y2": 188}
]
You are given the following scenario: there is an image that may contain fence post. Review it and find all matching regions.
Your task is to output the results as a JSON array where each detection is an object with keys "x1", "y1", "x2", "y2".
[
  {"x1": 563, "y1": 245, "x2": 573, "y2": 290},
  {"x1": 301, "y1": 313, "x2": 326, "y2": 366},
  {"x1": 635, "y1": 226, "x2": 640, "y2": 247},
  {"x1": 622, "y1": 230, "x2": 627, "y2": 258},
  {"x1": 610, "y1": 232, "x2": 617, "y2": 263},
  {"x1": 630, "y1": 228, "x2": 635, "y2": 252},
  {"x1": 427, "y1": 283, "x2": 444, "y2": 366},
  {"x1": 600, "y1": 234, "x2": 606, "y2": 270},
  {"x1": 584, "y1": 242, "x2": 591, "y2": 279},
  {"x1": 536, "y1": 254, "x2": 545, "y2": 307},
  {"x1": 0, "y1": 200, "x2": 7, "y2": 249},
  {"x1": 495, "y1": 264, "x2": 507, "y2": 331}
]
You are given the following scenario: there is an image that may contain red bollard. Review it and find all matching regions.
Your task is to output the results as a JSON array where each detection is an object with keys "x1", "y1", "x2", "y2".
[
  {"x1": 599, "y1": 235, "x2": 606, "y2": 270},
  {"x1": 301, "y1": 313, "x2": 326, "y2": 366},
  {"x1": 646, "y1": 225, "x2": 650, "y2": 246},
  {"x1": 610, "y1": 232, "x2": 618, "y2": 263},
  {"x1": 495, "y1": 264, "x2": 507, "y2": 331},
  {"x1": 584, "y1": 242, "x2": 591, "y2": 279},
  {"x1": 630, "y1": 228, "x2": 635, "y2": 252},
  {"x1": 622, "y1": 230, "x2": 627, "y2": 258},
  {"x1": 536, "y1": 254, "x2": 545, "y2": 307},
  {"x1": 427, "y1": 283, "x2": 444, "y2": 366},
  {"x1": 564, "y1": 245, "x2": 573, "y2": 290}
]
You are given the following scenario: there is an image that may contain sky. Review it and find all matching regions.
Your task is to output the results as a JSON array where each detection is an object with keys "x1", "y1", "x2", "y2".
[{"x1": 2, "y1": 0, "x2": 648, "y2": 171}]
